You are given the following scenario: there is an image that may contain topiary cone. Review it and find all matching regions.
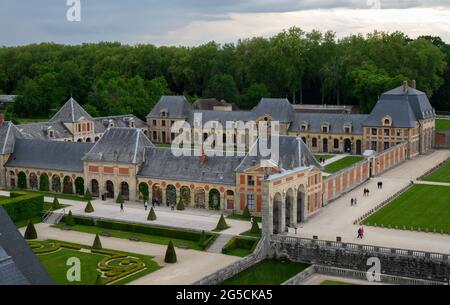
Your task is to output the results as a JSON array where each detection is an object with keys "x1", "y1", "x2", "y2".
[
  {"x1": 95, "y1": 274, "x2": 103, "y2": 285},
  {"x1": 176, "y1": 199, "x2": 185, "y2": 211},
  {"x1": 84, "y1": 201, "x2": 94, "y2": 213},
  {"x1": 147, "y1": 207, "x2": 157, "y2": 221},
  {"x1": 84, "y1": 189, "x2": 93, "y2": 201},
  {"x1": 65, "y1": 210, "x2": 75, "y2": 226},
  {"x1": 250, "y1": 219, "x2": 260, "y2": 234},
  {"x1": 24, "y1": 221, "x2": 37, "y2": 240},
  {"x1": 242, "y1": 205, "x2": 251, "y2": 219},
  {"x1": 116, "y1": 192, "x2": 124, "y2": 204},
  {"x1": 92, "y1": 234, "x2": 102, "y2": 250},
  {"x1": 52, "y1": 197, "x2": 60, "y2": 210},
  {"x1": 215, "y1": 214, "x2": 228, "y2": 231},
  {"x1": 164, "y1": 240, "x2": 177, "y2": 263}
]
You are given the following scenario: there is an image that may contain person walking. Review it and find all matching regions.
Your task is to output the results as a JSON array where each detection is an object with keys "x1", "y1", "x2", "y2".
[
  {"x1": 120, "y1": 202, "x2": 124, "y2": 212},
  {"x1": 144, "y1": 200, "x2": 148, "y2": 211},
  {"x1": 351, "y1": 198, "x2": 354, "y2": 206},
  {"x1": 360, "y1": 226, "x2": 364, "y2": 239},
  {"x1": 357, "y1": 227, "x2": 362, "y2": 239},
  {"x1": 354, "y1": 198, "x2": 358, "y2": 206},
  {"x1": 171, "y1": 203, "x2": 175, "y2": 211}
]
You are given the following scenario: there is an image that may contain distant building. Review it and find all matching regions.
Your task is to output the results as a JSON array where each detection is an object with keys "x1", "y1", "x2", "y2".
[{"x1": 0, "y1": 95, "x2": 17, "y2": 109}]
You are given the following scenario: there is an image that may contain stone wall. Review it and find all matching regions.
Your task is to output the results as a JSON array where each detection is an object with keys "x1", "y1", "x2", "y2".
[
  {"x1": 435, "y1": 132, "x2": 450, "y2": 149},
  {"x1": 270, "y1": 235, "x2": 450, "y2": 283}
]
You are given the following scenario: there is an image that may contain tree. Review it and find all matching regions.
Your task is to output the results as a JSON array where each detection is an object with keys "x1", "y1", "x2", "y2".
[
  {"x1": 204, "y1": 74, "x2": 239, "y2": 103},
  {"x1": 147, "y1": 207, "x2": 157, "y2": 221},
  {"x1": 52, "y1": 197, "x2": 60, "y2": 209},
  {"x1": 215, "y1": 214, "x2": 229, "y2": 231},
  {"x1": 24, "y1": 221, "x2": 37, "y2": 240},
  {"x1": 65, "y1": 210, "x2": 75, "y2": 226},
  {"x1": 84, "y1": 189, "x2": 93, "y2": 201},
  {"x1": 241, "y1": 83, "x2": 269, "y2": 109},
  {"x1": 17, "y1": 172, "x2": 26, "y2": 189},
  {"x1": 116, "y1": 192, "x2": 124, "y2": 204},
  {"x1": 39, "y1": 173, "x2": 49, "y2": 191},
  {"x1": 84, "y1": 201, "x2": 94, "y2": 213},
  {"x1": 164, "y1": 240, "x2": 177, "y2": 263},
  {"x1": 92, "y1": 234, "x2": 102, "y2": 250}
]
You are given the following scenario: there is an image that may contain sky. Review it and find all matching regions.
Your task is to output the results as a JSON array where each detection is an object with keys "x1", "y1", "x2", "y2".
[{"x1": 1, "y1": 0, "x2": 450, "y2": 46}]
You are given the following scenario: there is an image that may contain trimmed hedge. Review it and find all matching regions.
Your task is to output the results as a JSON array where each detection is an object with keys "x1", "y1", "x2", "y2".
[
  {"x1": 222, "y1": 236, "x2": 259, "y2": 255},
  {"x1": 62, "y1": 214, "x2": 96, "y2": 226},
  {"x1": 1, "y1": 192, "x2": 44, "y2": 222}
]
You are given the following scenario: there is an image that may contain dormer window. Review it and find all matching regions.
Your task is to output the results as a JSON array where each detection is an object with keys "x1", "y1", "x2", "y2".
[
  {"x1": 48, "y1": 129, "x2": 54, "y2": 138},
  {"x1": 159, "y1": 109, "x2": 168, "y2": 118},
  {"x1": 109, "y1": 120, "x2": 115, "y2": 128},
  {"x1": 344, "y1": 123, "x2": 352, "y2": 134},
  {"x1": 301, "y1": 122, "x2": 308, "y2": 132},
  {"x1": 321, "y1": 123, "x2": 329, "y2": 133},
  {"x1": 382, "y1": 116, "x2": 392, "y2": 127}
]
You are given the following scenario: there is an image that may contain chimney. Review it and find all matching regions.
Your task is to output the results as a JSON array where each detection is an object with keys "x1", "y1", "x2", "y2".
[
  {"x1": 403, "y1": 81, "x2": 409, "y2": 95},
  {"x1": 412, "y1": 80, "x2": 416, "y2": 89},
  {"x1": 0, "y1": 112, "x2": 4, "y2": 125}
]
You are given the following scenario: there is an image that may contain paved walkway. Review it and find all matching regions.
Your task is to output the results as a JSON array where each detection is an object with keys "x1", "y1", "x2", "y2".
[
  {"x1": 322, "y1": 154, "x2": 349, "y2": 166},
  {"x1": 287, "y1": 150, "x2": 450, "y2": 254},
  {"x1": 21, "y1": 223, "x2": 240, "y2": 285},
  {"x1": 207, "y1": 234, "x2": 234, "y2": 253}
]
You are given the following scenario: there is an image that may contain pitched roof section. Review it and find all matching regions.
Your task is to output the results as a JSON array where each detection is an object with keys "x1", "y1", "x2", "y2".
[
  {"x1": 0, "y1": 121, "x2": 23, "y2": 154},
  {"x1": 6, "y1": 139, "x2": 93, "y2": 172},
  {"x1": 50, "y1": 97, "x2": 93, "y2": 123},
  {"x1": 290, "y1": 113, "x2": 369, "y2": 134},
  {"x1": 83, "y1": 127, "x2": 154, "y2": 164},
  {"x1": 17, "y1": 121, "x2": 72, "y2": 140},
  {"x1": 93, "y1": 115, "x2": 147, "y2": 133},
  {"x1": 251, "y1": 98, "x2": 296, "y2": 123},
  {"x1": 0, "y1": 206, "x2": 53, "y2": 285},
  {"x1": 138, "y1": 148, "x2": 244, "y2": 185},
  {"x1": 147, "y1": 96, "x2": 192, "y2": 119}
]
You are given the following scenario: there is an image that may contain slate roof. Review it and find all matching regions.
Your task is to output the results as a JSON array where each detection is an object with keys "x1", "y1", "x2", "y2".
[
  {"x1": 147, "y1": 96, "x2": 192, "y2": 119},
  {"x1": 83, "y1": 128, "x2": 154, "y2": 164},
  {"x1": 50, "y1": 98, "x2": 93, "y2": 123},
  {"x1": 290, "y1": 113, "x2": 369, "y2": 134},
  {"x1": 0, "y1": 206, "x2": 53, "y2": 285},
  {"x1": 17, "y1": 121, "x2": 73, "y2": 140},
  {"x1": 6, "y1": 139, "x2": 93, "y2": 172},
  {"x1": 138, "y1": 147, "x2": 244, "y2": 185},
  {"x1": 364, "y1": 85, "x2": 435, "y2": 128},
  {"x1": 192, "y1": 98, "x2": 240, "y2": 111},
  {"x1": 189, "y1": 110, "x2": 253, "y2": 126},
  {"x1": 93, "y1": 115, "x2": 147, "y2": 133},
  {"x1": 251, "y1": 98, "x2": 296, "y2": 123},
  {"x1": 0, "y1": 121, "x2": 23, "y2": 154}
]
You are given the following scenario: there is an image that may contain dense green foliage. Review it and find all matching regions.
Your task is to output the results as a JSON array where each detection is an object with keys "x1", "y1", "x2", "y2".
[
  {"x1": 147, "y1": 207, "x2": 157, "y2": 221},
  {"x1": 75, "y1": 177, "x2": 84, "y2": 195},
  {"x1": 0, "y1": 30, "x2": 448, "y2": 122},
  {"x1": 84, "y1": 201, "x2": 94, "y2": 213},
  {"x1": 65, "y1": 210, "x2": 75, "y2": 226},
  {"x1": 242, "y1": 205, "x2": 251, "y2": 219},
  {"x1": 24, "y1": 220, "x2": 38, "y2": 240},
  {"x1": 17, "y1": 172, "x2": 27, "y2": 189},
  {"x1": 164, "y1": 240, "x2": 177, "y2": 263},
  {"x1": 84, "y1": 189, "x2": 93, "y2": 201},
  {"x1": 1, "y1": 192, "x2": 44, "y2": 222},
  {"x1": 324, "y1": 156, "x2": 365, "y2": 173},
  {"x1": 39, "y1": 173, "x2": 49, "y2": 192},
  {"x1": 436, "y1": 119, "x2": 450, "y2": 132},
  {"x1": 116, "y1": 193, "x2": 124, "y2": 204},
  {"x1": 92, "y1": 234, "x2": 102, "y2": 250},
  {"x1": 52, "y1": 197, "x2": 60, "y2": 209}
]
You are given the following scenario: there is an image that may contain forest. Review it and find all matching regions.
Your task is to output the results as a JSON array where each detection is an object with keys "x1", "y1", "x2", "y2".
[{"x1": 0, "y1": 27, "x2": 449, "y2": 121}]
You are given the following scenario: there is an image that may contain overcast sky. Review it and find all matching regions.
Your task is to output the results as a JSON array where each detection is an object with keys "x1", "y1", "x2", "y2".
[{"x1": 1, "y1": 0, "x2": 450, "y2": 46}]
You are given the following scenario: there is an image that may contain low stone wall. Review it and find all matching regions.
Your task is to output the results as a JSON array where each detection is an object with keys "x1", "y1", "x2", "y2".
[
  {"x1": 270, "y1": 235, "x2": 450, "y2": 283},
  {"x1": 282, "y1": 265, "x2": 316, "y2": 285}
]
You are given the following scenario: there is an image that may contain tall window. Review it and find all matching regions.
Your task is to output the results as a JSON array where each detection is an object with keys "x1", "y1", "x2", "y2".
[
  {"x1": 334, "y1": 139, "x2": 339, "y2": 149},
  {"x1": 384, "y1": 129, "x2": 390, "y2": 136},
  {"x1": 312, "y1": 138, "x2": 317, "y2": 147},
  {"x1": 153, "y1": 120, "x2": 157, "y2": 127},
  {"x1": 371, "y1": 141, "x2": 377, "y2": 151},
  {"x1": 371, "y1": 128, "x2": 377, "y2": 136},
  {"x1": 247, "y1": 175, "x2": 255, "y2": 186},
  {"x1": 247, "y1": 194, "x2": 255, "y2": 211}
]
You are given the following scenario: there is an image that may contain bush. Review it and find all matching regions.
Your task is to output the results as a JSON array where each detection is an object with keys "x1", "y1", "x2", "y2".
[
  {"x1": 84, "y1": 201, "x2": 94, "y2": 213},
  {"x1": 65, "y1": 210, "x2": 75, "y2": 226},
  {"x1": 147, "y1": 207, "x2": 157, "y2": 221},
  {"x1": 52, "y1": 197, "x2": 60, "y2": 210},
  {"x1": 63, "y1": 215, "x2": 95, "y2": 226},
  {"x1": 250, "y1": 219, "x2": 260, "y2": 234},
  {"x1": 92, "y1": 234, "x2": 102, "y2": 250},
  {"x1": 116, "y1": 193, "x2": 124, "y2": 204},
  {"x1": 176, "y1": 198, "x2": 185, "y2": 211},
  {"x1": 242, "y1": 205, "x2": 251, "y2": 219},
  {"x1": 24, "y1": 221, "x2": 37, "y2": 240},
  {"x1": 1, "y1": 192, "x2": 44, "y2": 222},
  {"x1": 215, "y1": 214, "x2": 229, "y2": 231},
  {"x1": 164, "y1": 240, "x2": 177, "y2": 263},
  {"x1": 84, "y1": 189, "x2": 93, "y2": 201}
]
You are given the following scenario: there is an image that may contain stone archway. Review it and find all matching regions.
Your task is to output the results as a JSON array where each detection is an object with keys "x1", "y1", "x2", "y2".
[
  {"x1": 152, "y1": 184, "x2": 162, "y2": 205},
  {"x1": 297, "y1": 185, "x2": 306, "y2": 223},
  {"x1": 166, "y1": 185, "x2": 176, "y2": 207},
  {"x1": 344, "y1": 138, "x2": 352, "y2": 153},
  {"x1": 120, "y1": 182, "x2": 129, "y2": 200},
  {"x1": 9, "y1": 171, "x2": 16, "y2": 188},
  {"x1": 91, "y1": 179, "x2": 99, "y2": 197},
  {"x1": 51, "y1": 175, "x2": 61, "y2": 193},
  {"x1": 226, "y1": 190, "x2": 234, "y2": 210},
  {"x1": 209, "y1": 189, "x2": 220, "y2": 210},
  {"x1": 273, "y1": 193, "x2": 283, "y2": 234},
  {"x1": 194, "y1": 188, "x2": 206, "y2": 208},
  {"x1": 106, "y1": 180, "x2": 114, "y2": 198},
  {"x1": 356, "y1": 140, "x2": 362, "y2": 155},
  {"x1": 180, "y1": 186, "x2": 191, "y2": 206},
  {"x1": 323, "y1": 138, "x2": 329, "y2": 153},
  {"x1": 29, "y1": 173, "x2": 38, "y2": 190},
  {"x1": 285, "y1": 188, "x2": 294, "y2": 227}
]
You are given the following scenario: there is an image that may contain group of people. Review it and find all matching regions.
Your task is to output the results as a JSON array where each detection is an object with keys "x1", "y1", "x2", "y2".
[
  {"x1": 363, "y1": 188, "x2": 371, "y2": 196},
  {"x1": 377, "y1": 181, "x2": 384, "y2": 189},
  {"x1": 350, "y1": 197, "x2": 358, "y2": 206}
]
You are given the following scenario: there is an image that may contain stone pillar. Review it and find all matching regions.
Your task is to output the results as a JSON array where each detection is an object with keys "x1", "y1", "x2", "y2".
[
  {"x1": 221, "y1": 192, "x2": 226, "y2": 210},
  {"x1": 148, "y1": 185, "x2": 153, "y2": 201},
  {"x1": 291, "y1": 192, "x2": 297, "y2": 227},
  {"x1": 280, "y1": 193, "x2": 286, "y2": 232},
  {"x1": 205, "y1": 190, "x2": 210, "y2": 209},
  {"x1": 235, "y1": 190, "x2": 240, "y2": 212},
  {"x1": 162, "y1": 187, "x2": 167, "y2": 206},
  {"x1": 176, "y1": 188, "x2": 180, "y2": 204},
  {"x1": 261, "y1": 180, "x2": 272, "y2": 236},
  {"x1": 190, "y1": 190, "x2": 195, "y2": 207}
]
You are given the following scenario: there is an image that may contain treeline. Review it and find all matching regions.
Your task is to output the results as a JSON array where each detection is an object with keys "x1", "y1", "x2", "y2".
[{"x1": 0, "y1": 27, "x2": 449, "y2": 120}]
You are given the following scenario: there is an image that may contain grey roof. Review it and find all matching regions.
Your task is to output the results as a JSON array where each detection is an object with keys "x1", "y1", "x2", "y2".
[
  {"x1": 147, "y1": 96, "x2": 192, "y2": 119},
  {"x1": 290, "y1": 113, "x2": 369, "y2": 134},
  {"x1": 93, "y1": 115, "x2": 147, "y2": 133},
  {"x1": 236, "y1": 136, "x2": 321, "y2": 172},
  {"x1": 364, "y1": 85, "x2": 435, "y2": 128},
  {"x1": 189, "y1": 109, "x2": 253, "y2": 126},
  {"x1": 6, "y1": 139, "x2": 93, "y2": 172},
  {"x1": 192, "y1": 98, "x2": 240, "y2": 111},
  {"x1": 251, "y1": 98, "x2": 296, "y2": 123},
  {"x1": 0, "y1": 121, "x2": 23, "y2": 154},
  {"x1": 17, "y1": 121, "x2": 73, "y2": 140},
  {"x1": 0, "y1": 206, "x2": 53, "y2": 285},
  {"x1": 83, "y1": 127, "x2": 154, "y2": 164},
  {"x1": 0, "y1": 95, "x2": 17, "y2": 103},
  {"x1": 50, "y1": 98, "x2": 93, "y2": 123},
  {"x1": 138, "y1": 147, "x2": 244, "y2": 185}
]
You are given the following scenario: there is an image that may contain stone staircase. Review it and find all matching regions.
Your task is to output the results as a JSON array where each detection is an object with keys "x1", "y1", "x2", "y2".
[
  {"x1": 207, "y1": 234, "x2": 234, "y2": 253},
  {"x1": 43, "y1": 211, "x2": 65, "y2": 225}
]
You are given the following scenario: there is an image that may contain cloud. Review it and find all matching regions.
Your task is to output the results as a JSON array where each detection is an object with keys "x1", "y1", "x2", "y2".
[{"x1": 0, "y1": 0, "x2": 449, "y2": 46}]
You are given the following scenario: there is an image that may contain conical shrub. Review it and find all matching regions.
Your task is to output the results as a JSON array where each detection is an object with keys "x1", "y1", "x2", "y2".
[
  {"x1": 24, "y1": 221, "x2": 37, "y2": 240},
  {"x1": 164, "y1": 240, "x2": 177, "y2": 263},
  {"x1": 65, "y1": 210, "x2": 75, "y2": 226},
  {"x1": 95, "y1": 274, "x2": 103, "y2": 285},
  {"x1": 92, "y1": 234, "x2": 102, "y2": 250},
  {"x1": 147, "y1": 207, "x2": 157, "y2": 221},
  {"x1": 116, "y1": 192, "x2": 124, "y2": 204},
  {"x1": 176, "y1": 199, "x2": 185, "y2": 211},
  {"x1": 215, "y1": 214, "x2": 229, "y2": 231},
  {"x1": 84, "y1": 189, "x2": 93, "y2": 201},
  {"x1": 52, "y1": 197, "x2": 60, "y2": 210},
  {"x1": 84, "y1": 201, "x2": 94, "y2": 213},
  {"x1": 250, "y1": 219, "x2": 260, "y2": 234},
  {"x1": 242, "y1": 205, "x2": 251, "y2": 219}
]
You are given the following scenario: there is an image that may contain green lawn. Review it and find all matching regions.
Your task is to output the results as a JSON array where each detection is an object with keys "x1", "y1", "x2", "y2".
[
  {"x1": 320, "y1": 280, "x2": 357, "y2": 285},
  {"x1": 422, "y1": 161, "x2": 450, "y2": 183},
  {"x1": 227, "y1": 213, "x2": 262, "y2": 223},
  {"x1": 32, "y1": 240, "x2": 160, "y2": 285},
  {"x1": 239, "y1": 229, "x2": 262, "y2": 238},
  {"x1": 222, "y1": 260, "x2": 309, "y2": 285},
  {"x1": 363, "y1": 184, "x2": 450, "y2": 232},
  {"x1": 314, "y1": 154, "x2": 335, "y2": 161},
  {"x1": 52, "y1": 223, "x2": 206, "y2": 251},
  {"x1": 324, "y1": 156, "x2": 365, "y2": 173},
  {"x1": 436, "y1": 119, "x2": 450, "y2": 132},
  {"x1": 10, "y1": 189, "x2": 87, "y2": 202},
  {"x1": 14, "y1": 202, "x2": 68, "y2": 228}
]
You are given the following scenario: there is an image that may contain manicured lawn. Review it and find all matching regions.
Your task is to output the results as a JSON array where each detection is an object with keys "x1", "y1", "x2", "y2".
[
  {"x1": 363, "y1": 184, "x2": 450, "y2": 232},
  {"x1": 222, "y1": 260, "x2": 309, "y2": 285},
  {"x1": 10, "y1": 189, "x2": 86, "y2": 202},
  {"x1": 239, "y1": 229, "x2": 262, "y2": 238},
  {"x1": 436, "y1": 119, "x2": 450, "y2": 132},
  {"x1": 31, "y1": 240, "x2": 160, "y2": 285},
  {"x1": 422, "y1": 161, "x2": 450, "y2": 183},
  {"x1": 320, "y1": 280, "x2": 357, "y2": 285},
  {"x1": 314, "y1": 154, "x2": 335, "y2": 161},
  {"x1": 227, "y1": 213, "x2": 261, "y2": 223},
  {"x1": 324, "y1": 156, "x2": 365, "y2": 173},
  {"x1": 52, "y1": 223, "x2": 206, "y2": 251}
]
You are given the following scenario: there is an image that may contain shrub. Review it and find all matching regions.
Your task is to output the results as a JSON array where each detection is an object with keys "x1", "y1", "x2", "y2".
[
  {"x1": 116, "y1": 193, "x2": 124, "y2": 204},
  {"x1": 84, "y1": 189, "x2": 93, "y2": 201},
  {"x1": 84, "y1": 201, "x2": 94, "y2": 213},
  {"x1": 52, "y1": 197, "x2": 60, "y2": 210},
  {"x1": 215, "y1": 214, "x2": 229, "y2": 231},
  {"x1": 39, "y1": 173, "x2": 50, "y2": 192},
  {"x1": 92, "y1": 234, "x2": 102, "y2": 250},
  {"x1": 250, "y1": 219, "x2": 260, "y2": 234},
  {"x1": 65, "y1": 211, "x2": 75, "y2": 226},
  {"x1": 164, "y1": 240, "x2": 177, "y2": 263},
  {"x1": 242, "y1": 205, "x2": 251, "y2": 219},
  {"x1": 176, "y1": 198, "x2": 185, "y2": 211},
  {"x1": 147, "y1": 207, "x2": 157, "y2": 221},
  {"x1": 1, "y1": 192, "x2": 44, "y2": 222},
  {"x1": 95, "y1": 274, "x2": 103, "y2": 285},
  {"x1": 24, "y1": 221, "x2": 37, "y2": 240}
]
